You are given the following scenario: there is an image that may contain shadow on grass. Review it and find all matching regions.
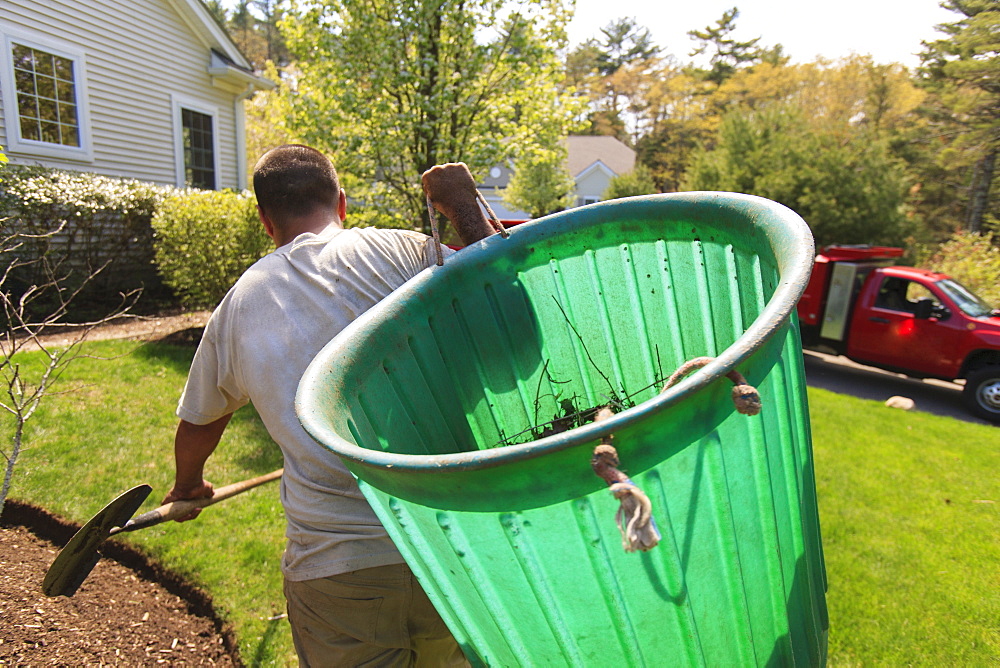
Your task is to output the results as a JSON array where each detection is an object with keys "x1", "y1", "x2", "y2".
[
  {"x1": 249, "y1": 614, "x2": 290, "y2": 666},
  {"x1": 133, "y1": 335, "x2": 202, "y2": 373},
  {"x1": 135, "y1": 337, "x2": 284, "y2": 474}
]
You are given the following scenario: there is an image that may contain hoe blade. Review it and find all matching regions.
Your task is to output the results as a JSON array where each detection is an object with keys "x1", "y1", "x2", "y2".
[{"x1": 42, "y1": 484, "x2": 152, "y2": 597}]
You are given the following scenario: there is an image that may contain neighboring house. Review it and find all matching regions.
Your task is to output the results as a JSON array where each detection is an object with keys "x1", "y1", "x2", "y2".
[
  {"x1": 480, "y1": 135, "x2": 637, "y2": 220},
  {"x1": 0, "y1": 0, "x2": 273, "y2": 190}
]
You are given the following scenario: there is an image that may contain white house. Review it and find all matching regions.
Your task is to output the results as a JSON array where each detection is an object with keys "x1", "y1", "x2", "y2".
[
  {"x1": 0, "y1": 0, "x2": 273, "y2": 190},
  {"x1": 480, "y1": 135, "x2": 638, "y2": 220}
]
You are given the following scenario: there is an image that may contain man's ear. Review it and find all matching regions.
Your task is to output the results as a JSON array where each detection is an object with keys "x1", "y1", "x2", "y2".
[
  {"x1": 338, "y1": 189, "x2": 347, "y2": 223},
  {"x1": 257, "y1": 205, "x2": 276, "y2": 240}
]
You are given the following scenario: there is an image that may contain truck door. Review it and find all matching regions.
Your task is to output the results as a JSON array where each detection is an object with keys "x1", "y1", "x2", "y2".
[{"x1": 847, "y1": 276, "x2": 960, "y2": 378}]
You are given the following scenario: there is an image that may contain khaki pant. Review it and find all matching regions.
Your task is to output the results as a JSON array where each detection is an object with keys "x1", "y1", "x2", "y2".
[{"x1": 284, "y1": 563, "x2": 470, "y2": 667}]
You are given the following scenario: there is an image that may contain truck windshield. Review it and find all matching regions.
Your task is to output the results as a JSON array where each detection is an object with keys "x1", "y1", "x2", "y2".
[{"x1": 935, "y1": 278, "x2": 995, "y2": 318}]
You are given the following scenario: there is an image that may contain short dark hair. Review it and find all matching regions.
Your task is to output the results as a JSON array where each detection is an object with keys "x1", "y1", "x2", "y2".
[{"x1": 252, "y1": 144, "x2": 341, "y2": 222}]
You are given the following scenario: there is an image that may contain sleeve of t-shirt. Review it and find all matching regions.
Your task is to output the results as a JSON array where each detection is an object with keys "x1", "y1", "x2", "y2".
[
  {"x1": 367, "y1": 228, "x2": 455, "y2": 279},
  {"x1": 176, "y1": 321, "x2": 250, "y2": 425}
]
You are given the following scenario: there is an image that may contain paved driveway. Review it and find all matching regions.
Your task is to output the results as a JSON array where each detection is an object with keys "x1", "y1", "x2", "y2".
[{"x1": 802, "y1": 350, "x2": 994, "y2": 427}]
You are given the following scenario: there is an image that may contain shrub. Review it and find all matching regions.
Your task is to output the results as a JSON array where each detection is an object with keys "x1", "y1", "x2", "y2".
[
  {"x1": 0, "y1": 166, "x2": 170, "y2": 315},
  {"x1": 152, "y1": 190, "x2": 271, "y2": 308},
  {"x1": 919, "y1": 230, "x2": 1000, "y2": 307}
]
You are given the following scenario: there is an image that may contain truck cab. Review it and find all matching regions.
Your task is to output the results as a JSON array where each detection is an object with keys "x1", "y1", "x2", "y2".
[{"x1": 798, "y1": 245, "x2": 1000, "y2": 422}]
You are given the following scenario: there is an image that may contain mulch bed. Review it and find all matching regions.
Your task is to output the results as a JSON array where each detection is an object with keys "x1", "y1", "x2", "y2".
[{"x1": 0, "y1": 501, "x2": 239, "y2": 666}]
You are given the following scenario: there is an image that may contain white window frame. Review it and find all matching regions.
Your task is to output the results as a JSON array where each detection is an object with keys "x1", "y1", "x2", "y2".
[
  {"x1": 171, "y1": 94, "x2": 221, "y2": 190},
  {"x1": 0, "y1": 26, "x2": 94, "y2": 162}
]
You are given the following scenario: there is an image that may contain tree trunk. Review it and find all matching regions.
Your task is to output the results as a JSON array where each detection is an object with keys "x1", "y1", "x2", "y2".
[{"x1": 966, "y1": 149, "x2": 996, "y2": 233}]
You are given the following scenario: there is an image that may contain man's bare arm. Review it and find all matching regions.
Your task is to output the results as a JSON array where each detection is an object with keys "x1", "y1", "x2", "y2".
[{"x1": 162, "y1": 414, "x2": 232, "y2": 520}]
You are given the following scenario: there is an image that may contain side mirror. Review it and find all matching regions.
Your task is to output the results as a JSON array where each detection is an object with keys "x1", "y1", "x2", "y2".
[
  {"x1": 913, "y1": 298, "x2": 934, "y2": 319},
  {"x1": 914, "y1": 298, "x2": 949, "y2": 320}
]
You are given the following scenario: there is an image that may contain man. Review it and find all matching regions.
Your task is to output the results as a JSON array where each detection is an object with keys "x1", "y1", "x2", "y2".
[{"x1": 163, "y1": 144, "x2": 492, "y2": 666}]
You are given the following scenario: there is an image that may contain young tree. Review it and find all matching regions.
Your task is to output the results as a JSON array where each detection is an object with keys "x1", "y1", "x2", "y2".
[
  {"x1": 502, "y1": 147, "x2": 577, "y2": 218},
  {"x1": 281, "y1": 0, "x2": 582, "y2": 234},
  {"x1": 1, "y1": 224, "x2": 139, "y2": 514},
  {"x1": 602, "y1": 164, "x2": 658, "y2": 200},
  {"x1": 918, "y1": 0, "x2": 999, "y2": 233}
]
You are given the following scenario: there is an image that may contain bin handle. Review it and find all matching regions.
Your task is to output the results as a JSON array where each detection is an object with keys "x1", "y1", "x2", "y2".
[{"x1": 590, "y1": 357, "x2": 761, "y2": 553}]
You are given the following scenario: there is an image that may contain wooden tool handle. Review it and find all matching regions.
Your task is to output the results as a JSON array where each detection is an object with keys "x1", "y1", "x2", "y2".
[{"x1": 111, "y1": 468, "x2": 283, "y2": 534}]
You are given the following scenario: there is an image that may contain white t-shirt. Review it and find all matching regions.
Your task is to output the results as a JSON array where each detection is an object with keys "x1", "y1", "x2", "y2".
[{"x1": 177, "y1": 224, "x2": 453, "y2": 581}]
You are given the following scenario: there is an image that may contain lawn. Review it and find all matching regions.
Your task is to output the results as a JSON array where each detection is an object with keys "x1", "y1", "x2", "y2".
[{"x1": 4, "y1": 339, "x2": 998, "y2": 665}]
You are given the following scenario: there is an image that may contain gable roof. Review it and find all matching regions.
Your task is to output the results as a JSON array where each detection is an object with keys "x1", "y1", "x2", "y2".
[
  {"x1": 566, "y1": 135, "x2": 636, "y2": 177},
  {"x1": 167, "y1": 0, "x2": 273, "y2": 91}
]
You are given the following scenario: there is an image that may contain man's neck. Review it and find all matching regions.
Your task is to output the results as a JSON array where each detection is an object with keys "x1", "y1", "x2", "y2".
[{"x1": 273, "y1": 216, "x2": 342, "y2": 248}]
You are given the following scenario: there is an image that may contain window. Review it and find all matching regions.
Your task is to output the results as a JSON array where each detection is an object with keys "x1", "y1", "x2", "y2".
[
  {"x1": 875, "y1": 277, "x2": 940, "y2": 314},
  {"x1": 581, "y1": 196, "x2": 599, "y2": 206},
  {"x1": 1, "y1": 28, "x2": 92, "y2": 160},
  {"x1": 172, "y1": 96, "x2": 220, "y2": 190},
  {"x1": 182, "y1": 108, "x2": 215, "y2": 189},
  {"x1": 13, "y1": 43, "x2": 79, "y2": 146}
]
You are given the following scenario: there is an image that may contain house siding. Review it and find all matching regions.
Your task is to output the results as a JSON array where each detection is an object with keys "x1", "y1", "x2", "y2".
[
  {"x1": 575, "y1": 164, "x2": 615, "y2": 205},
  {"x1": 0, "y1": 0, "x2": 241, "y2": 189}
]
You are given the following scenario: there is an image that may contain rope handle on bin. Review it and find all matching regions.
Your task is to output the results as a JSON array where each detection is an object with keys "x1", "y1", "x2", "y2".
[
  {"x1": 590, "y1": 357, "x2": 762, "y2": 553},
  {"x1": 591, "y1": 407, "x2": 661, "y2": 553},
  {"x1": 425, "y1": 190, "x2": 509, "y2": 266},
  {"x1": 660, "y1": 356, "x2": 762, "y2": 416}
]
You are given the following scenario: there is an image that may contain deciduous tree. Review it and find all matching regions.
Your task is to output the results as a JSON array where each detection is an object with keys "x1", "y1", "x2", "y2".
[
  {"x1": 683, "y1": 103, "x2": 910, "y2": 246},
  {"x1": 282, "y1": 0, "x2": 582, "y2": 233}
]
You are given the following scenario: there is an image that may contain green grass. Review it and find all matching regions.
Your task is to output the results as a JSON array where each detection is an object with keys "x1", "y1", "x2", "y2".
[
  {"x1": 5, "y1": 340, "x2": 998, "y2": 665},
  {"x1": 5, "y1": 340, "x2": 295, "y2": 665},
  {"x1": 808, "y1": 388, "x2": 1000, "y2": 665}
]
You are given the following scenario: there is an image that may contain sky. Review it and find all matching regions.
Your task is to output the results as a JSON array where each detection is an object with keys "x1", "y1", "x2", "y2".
[
  {"x1": 222, "y1": 0, "x2": 957, "y2": 70},
  {"x1": 564, "y1": 0, "x2": 956, "y2": 69}
]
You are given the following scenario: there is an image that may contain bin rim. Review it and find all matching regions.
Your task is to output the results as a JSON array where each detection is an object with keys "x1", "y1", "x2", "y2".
[{"x1": 296, "y1": 191, "x2": 815, "y2": 472}]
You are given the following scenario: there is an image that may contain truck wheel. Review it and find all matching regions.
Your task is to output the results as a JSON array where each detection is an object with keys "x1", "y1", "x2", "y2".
[{"x1": 963, "y1": 366, "x2": 1000, "y2": 423}]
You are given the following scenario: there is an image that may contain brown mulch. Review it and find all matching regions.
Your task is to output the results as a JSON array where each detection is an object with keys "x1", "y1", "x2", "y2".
[
  {"x1": 0, "y1": 502, "x2": 238, "y2": 666},
  {"x1": 3, "y1": 312, "x2": 241, "y2": 665}
]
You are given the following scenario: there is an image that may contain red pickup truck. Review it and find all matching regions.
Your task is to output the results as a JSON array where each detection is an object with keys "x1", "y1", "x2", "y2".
[{"x1": 797, "y1": 245, "x2": 1000, "y2": 422}]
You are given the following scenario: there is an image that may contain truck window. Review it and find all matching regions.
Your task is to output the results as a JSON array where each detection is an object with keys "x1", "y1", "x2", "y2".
[
  {"x1": 875, "y1": 278, "x2": 939, "y2": 314},
  {"x1": 875, "y1": 277, "x2": 912, "y2": 312}
]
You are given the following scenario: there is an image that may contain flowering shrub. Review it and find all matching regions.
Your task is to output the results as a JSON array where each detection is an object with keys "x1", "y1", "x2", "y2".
[
  {"x1": 0, "y1": 166, "x2": 171, "y2": 311},
  {"x1": 151, "y1": 190, "x2": 271, "y2": 308},
  {"x1": 919, "y1": 231, "x2": 1000, "y2": 307}
]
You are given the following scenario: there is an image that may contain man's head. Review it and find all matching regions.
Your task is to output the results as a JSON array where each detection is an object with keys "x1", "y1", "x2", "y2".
[{"x1": 253, "y1": 144, "x2": 343, "y2": 229}]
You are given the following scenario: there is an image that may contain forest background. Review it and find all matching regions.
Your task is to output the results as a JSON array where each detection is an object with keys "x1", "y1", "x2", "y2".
[{"x1": 209, "y1": 0, "x2": 997, "y2": 253}]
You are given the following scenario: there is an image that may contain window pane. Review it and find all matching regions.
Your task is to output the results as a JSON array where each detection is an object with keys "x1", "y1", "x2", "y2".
[
  {"x1": 35, "y1": 52, "x2": 54, "y2": 77},
  {"x1": 36, "y1": 74, "x2": 56, "y2": 99},
  {"x1": 58, "y1": 101, "x2": 77, "y2": 125},
  {"x1": 12, "y1": 44, "x2": 34, "y2": 69},
  {"x1": 15, "y1": 68, "x2": 35, "y2": 93},
  {"x1": 63, "y1": 125, "x2": 79, "y2": 146},
  {"x1": 54, "y1": 56, "x2": 74, "y2": 81},
  {"x1": 20, "y1": 116, "x2": 40, "y2": 141},
  {"x1": 38, "y1": 98, "x2": 58, "y2": 122},
  {"x1": 40, "y1": 120, "x2": 60, "y2": 143},
  {"x1": 17, "y1": 91, "x2": 37, "y2": 118}
]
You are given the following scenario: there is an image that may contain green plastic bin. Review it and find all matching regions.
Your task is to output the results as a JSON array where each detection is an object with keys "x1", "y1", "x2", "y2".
[{"x1": 296, "y1": 192, "x2": 828, "y2": 666}]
